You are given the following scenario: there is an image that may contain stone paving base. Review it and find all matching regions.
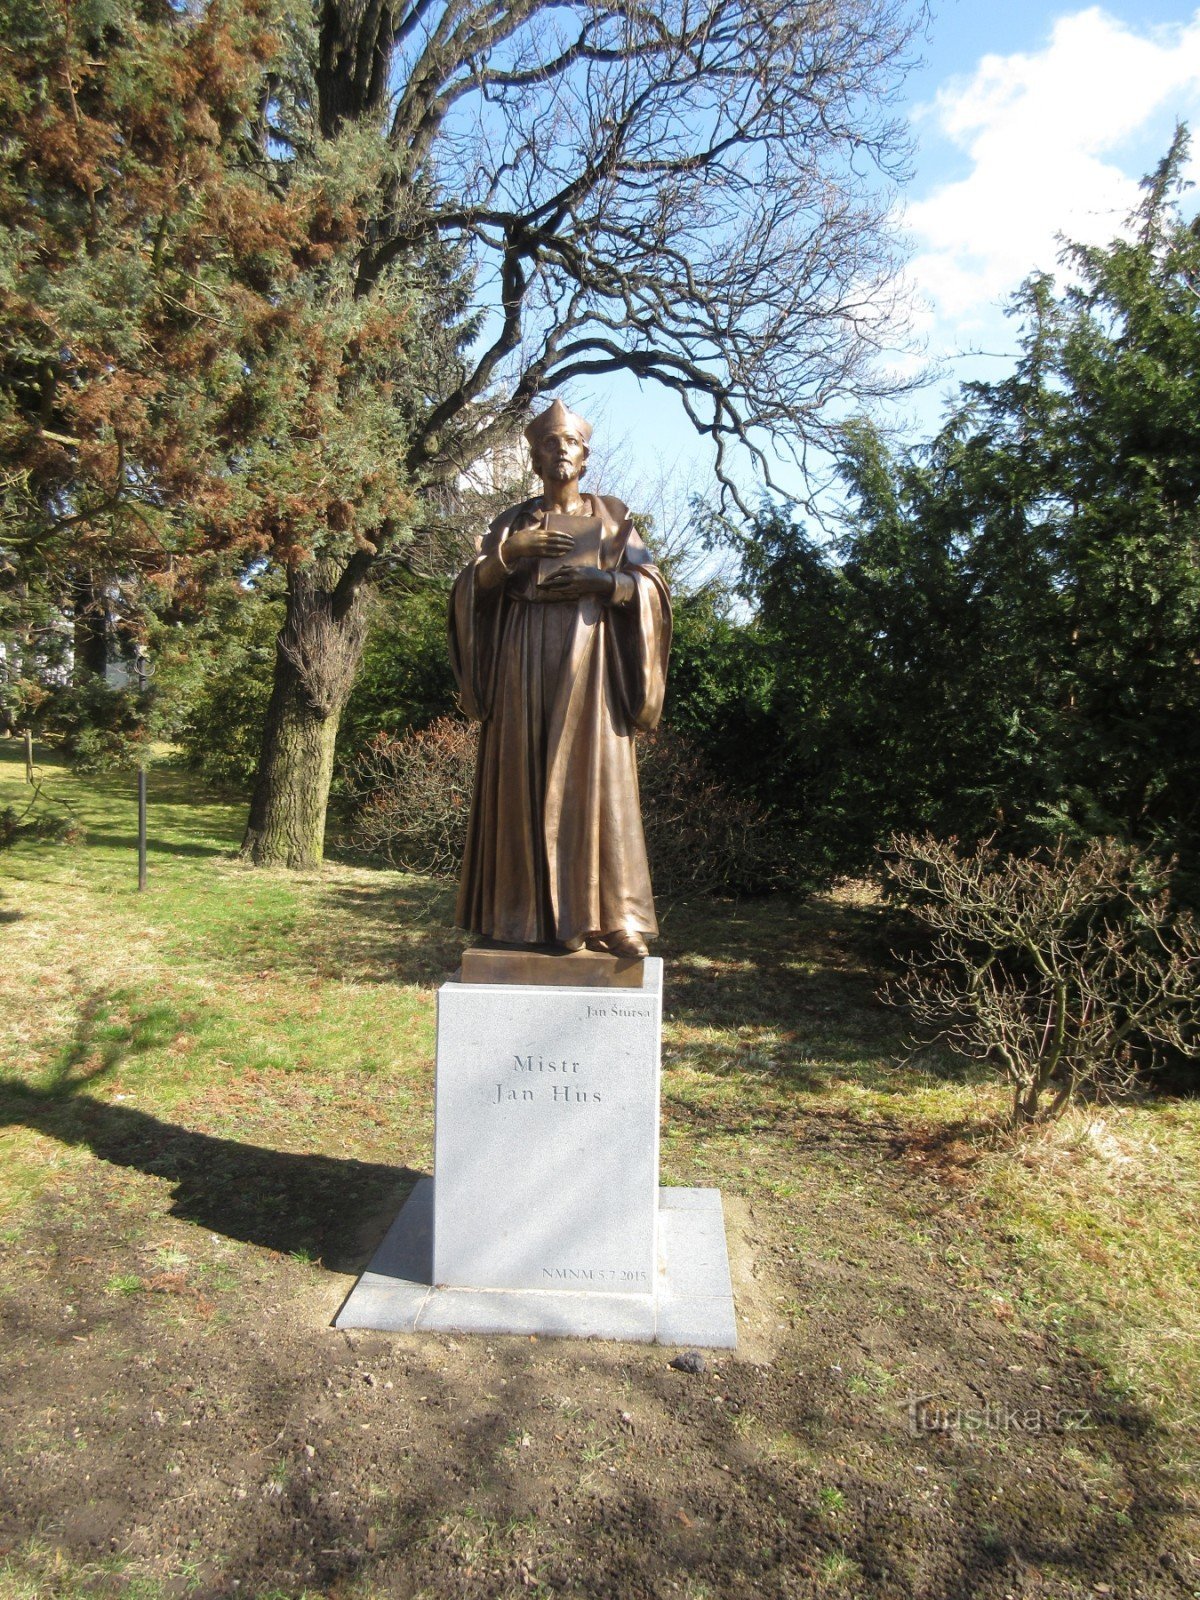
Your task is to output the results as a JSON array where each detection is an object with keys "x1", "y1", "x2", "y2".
[{"x1": 334, "y1": 1181, "x2": 736, "y2": 1347}]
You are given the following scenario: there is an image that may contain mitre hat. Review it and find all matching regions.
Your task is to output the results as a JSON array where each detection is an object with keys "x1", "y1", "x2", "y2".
[{"x1": 524, "y1": 397, "x2": 593, "y2": 449}]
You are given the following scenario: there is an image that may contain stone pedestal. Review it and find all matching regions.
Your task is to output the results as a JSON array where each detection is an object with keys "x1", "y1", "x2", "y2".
[
  {"x1": 434, "y1": 960, "x2": 662, "y2": 1293},
  {"x1": 335, "y1": 959, "x2": 736, "y2": 1346}
]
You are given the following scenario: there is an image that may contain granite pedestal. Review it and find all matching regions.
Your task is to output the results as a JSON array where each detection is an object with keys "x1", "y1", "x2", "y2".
[{"x1": 335, "y1": 957, "x2": 736, "y2": 1346}]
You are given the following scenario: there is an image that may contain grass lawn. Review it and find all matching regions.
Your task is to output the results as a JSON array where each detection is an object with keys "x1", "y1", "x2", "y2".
[{"x1": 0, "y1": 738, "x2": 1198, "y2": 1599}]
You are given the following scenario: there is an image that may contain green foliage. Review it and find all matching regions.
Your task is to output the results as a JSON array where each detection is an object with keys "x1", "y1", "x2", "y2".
[
  {"x1": 157, "y1": 579, "x2": 285, "y2": 791},
  {"x1": 0, "y1": 0, "x2": 293, "y2": 575},
  {"x1": 718, "y1": 132, "x2": 1200, "y2": 887},
  {"x1": 336, "y1": 579, "x2": 459, "y2": 764},
  {"x1": 155, "y1": 574, "x2": 460, "y2": 795},
  {"x1": 663, "y1": 578, "x2": 773, "y2": 787},
  {"x1": 38, "y1": 679, "x2": 149, "y2": 773}
]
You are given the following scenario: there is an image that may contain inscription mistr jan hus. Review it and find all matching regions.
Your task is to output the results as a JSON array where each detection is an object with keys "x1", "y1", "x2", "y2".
[
  {"x1": 494, "y1": 1053, "x2": 601, "y2": 1105},
  {"x1": 512, "y1": 1054, "x2": 581, "y2": 1073}
]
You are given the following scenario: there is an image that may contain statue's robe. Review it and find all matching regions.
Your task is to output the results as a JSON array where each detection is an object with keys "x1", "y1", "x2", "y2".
[{"x1": 449, "y1": 492, "x2": 671, "y2": 946}]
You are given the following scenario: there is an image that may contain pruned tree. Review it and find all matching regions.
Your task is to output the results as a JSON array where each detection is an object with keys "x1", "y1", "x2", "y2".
[
  {"x1": 235, "y1": 0, "x2": 924, "y2": 867},
  {"x1": 884, "y1": 833, "x2": 1200, "y2": 1124}
]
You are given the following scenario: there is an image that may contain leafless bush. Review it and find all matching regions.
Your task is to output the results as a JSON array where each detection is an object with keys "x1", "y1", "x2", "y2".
[
  {"x1": 347, "y1": 720, "x2": 476, "y2": 877},
  {"x1": 883, "y1": 834, "x2": 1200, "y2": 1124},
  {"x1": 346, "y1": 717, "x2": 777, "y2": 897},
  {"x1": 638, "y1": 726, "x2": 780, "y2": 899}
]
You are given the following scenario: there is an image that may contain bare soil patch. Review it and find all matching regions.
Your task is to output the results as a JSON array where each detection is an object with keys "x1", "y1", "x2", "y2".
[{"x1": 1, "y1": 1110, "x2": 1196, "y2": 1600}]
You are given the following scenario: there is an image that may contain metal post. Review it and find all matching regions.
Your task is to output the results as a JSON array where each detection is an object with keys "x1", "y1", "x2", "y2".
[
  {"x1": 138, "y1": 766, "x2": 147, "y2": 892},
  {"x1": 134, "y1": 648, "x2": 152, "y2": 892}
]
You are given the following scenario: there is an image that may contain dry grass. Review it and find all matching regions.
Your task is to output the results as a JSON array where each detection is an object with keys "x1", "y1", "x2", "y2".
[{"x1": 979, "y1": 1106, "x2": 1200, "y2": 1440}]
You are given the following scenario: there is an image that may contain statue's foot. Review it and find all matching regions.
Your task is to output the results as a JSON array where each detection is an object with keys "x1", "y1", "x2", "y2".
[{"x1": 587, "y1": 930, "x2": 649, "y2": 959}]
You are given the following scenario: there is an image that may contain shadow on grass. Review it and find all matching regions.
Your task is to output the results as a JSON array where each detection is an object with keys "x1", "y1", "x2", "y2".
[
  {"x1": 302, "y1": 873, "x2": 463, "y2": 987},
  {"x1": 80, "y1": 827, "x2": 231, "y2": 860},
  {"x1": 80, "y1": 758, "x2": 246, "y2": 811},
  {"x1": 267, "y1": 870, "x2": 964, "y2": 1101},
  {"x1": 656, "y1": 892, "x2": 988, "y2": 1099},
  {"x1": 44, "y1": 990, "x2": 184, "y2": 1088},
  {"x1": 0, "y1": 1077, "x2": 413, "y2": 1274}
]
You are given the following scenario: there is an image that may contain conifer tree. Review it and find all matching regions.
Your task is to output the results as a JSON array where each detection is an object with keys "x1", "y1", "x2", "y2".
[
  {"x1": 747, "y1": 130, "x2": 1200, "y2": 882},
  {"x1": 0, "y1": 0, "x2": 294, "y2": 647},
  {"x1": 0, "y1": 0, "x2": 474, "y2": 861},
  {"x1": 3, "y1": 0, "x2": 924, "y2": 867}
]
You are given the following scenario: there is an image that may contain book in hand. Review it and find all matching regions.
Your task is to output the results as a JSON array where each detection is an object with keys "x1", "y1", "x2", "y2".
[{"x1": 536, "y1": 513, "x2": 604, "y2": 593}]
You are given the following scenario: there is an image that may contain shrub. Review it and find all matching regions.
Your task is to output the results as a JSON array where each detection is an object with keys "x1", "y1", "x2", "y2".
[
  {"x1": 884, "y1": 833, "x2": 1200, "y2": 1124},
  {"x1": 347, "y1": 719, "x2": 476, "y2": 876},
  {"x1": 346, "y1": 716, "x2": 780, "y2": 898},
  {"x1": 637, "y1": 725, "x2": 782, "y2": 898}
]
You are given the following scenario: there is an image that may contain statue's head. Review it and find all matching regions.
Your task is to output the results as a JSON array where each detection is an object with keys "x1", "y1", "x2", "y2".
[{"x1": 525, "y1": 398, "x2": 592, "y2": 485}]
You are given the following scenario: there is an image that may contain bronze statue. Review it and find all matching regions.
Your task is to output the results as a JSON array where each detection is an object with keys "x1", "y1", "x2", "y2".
[{"x1": 449, "y1": 399, "x2": 672, "y2": 958}]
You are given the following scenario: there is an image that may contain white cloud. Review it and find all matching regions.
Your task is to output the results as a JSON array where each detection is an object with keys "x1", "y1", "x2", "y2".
[{"x1": 907, "y1": 7, "x2": 1200, "y2": 342}]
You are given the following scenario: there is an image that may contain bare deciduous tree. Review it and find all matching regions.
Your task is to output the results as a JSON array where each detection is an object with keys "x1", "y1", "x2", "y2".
[
  {"x1": 372, "y1": 0, "x2": 921, "y2": 495},
  {"x1": 243, "y1": 0, "x2": 924, "y2": 865}
]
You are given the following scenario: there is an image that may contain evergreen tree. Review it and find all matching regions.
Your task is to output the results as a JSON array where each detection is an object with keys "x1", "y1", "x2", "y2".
[
  {"x1": 742, "y1": 131, "x2": 1200, "y2": 883},
  {"x1": 0, "y1": 0, "x2": 294, "y2": 653},
  {"x1": 1050, "y1": 128, "x2": 1200, "y2": 859},
  {"x1": 0, "y1": 0, "x2": 478, "y2": 851}
]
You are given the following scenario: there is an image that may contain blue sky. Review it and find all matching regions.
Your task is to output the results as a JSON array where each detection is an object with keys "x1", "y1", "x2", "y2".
[
  {"x1": 570, "y1": 2, "x2": 1200, "y2": 515},
  {"x1": 904, "y1": 3, "x2": 1200, "y2": 410}
]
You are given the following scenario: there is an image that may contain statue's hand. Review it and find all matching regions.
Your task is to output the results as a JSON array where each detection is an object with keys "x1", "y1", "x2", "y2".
[
  {"x1": 504, "y1": 517, "x2": 576, "y2": 563},
  {"x1": 538, "y1": 565, "x2": 617, "y2": 601}
]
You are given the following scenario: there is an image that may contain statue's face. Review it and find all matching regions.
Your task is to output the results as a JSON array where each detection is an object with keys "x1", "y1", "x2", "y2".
[{"x1": 534, "y1": 428, "x2": 587, "y2": 484}]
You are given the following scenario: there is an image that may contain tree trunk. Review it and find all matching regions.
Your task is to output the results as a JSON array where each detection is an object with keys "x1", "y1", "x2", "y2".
[
  {"x1": 1013, "y1": 1078, "x2": 1041, "y2": 1125},
  {"x1": 240, "y1": 560, "x2": 371, "y2": 868},
  {"x1": 72, "y1": 573, "x2": 109, "y2": 682}
]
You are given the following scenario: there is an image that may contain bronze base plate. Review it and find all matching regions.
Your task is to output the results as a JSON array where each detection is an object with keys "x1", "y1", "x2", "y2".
[{"x1": 459, "y1": 945, "x2": 645, "y2": 988}]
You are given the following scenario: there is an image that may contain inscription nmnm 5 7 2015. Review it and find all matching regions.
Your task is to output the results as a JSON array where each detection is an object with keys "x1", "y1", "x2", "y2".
[{"x1": 542, "y1": 1266, "x2": 650, "y2": 1285}]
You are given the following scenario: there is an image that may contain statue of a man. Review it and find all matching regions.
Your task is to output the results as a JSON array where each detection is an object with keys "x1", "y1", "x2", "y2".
[{"x1": 449, "y1": 399, "x2": 672, "y2": 958}]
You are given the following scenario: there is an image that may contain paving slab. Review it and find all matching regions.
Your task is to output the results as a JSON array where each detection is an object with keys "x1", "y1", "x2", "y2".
[{"x1": 335, "y1": 1182, "x2": 736, "y2": 1346}]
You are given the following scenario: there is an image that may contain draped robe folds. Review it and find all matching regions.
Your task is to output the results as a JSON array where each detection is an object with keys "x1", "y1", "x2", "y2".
[{"x1": 449, "y1": 492, "x2": 671, "y2": 946}]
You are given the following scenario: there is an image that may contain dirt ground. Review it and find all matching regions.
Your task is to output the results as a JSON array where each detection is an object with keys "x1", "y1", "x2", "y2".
[
  {"x1": 2, "y1": 1102, "x2": 1198, "y2": 1600},
  {"x1": 0, "y1": 759, "x2": 1195, "y2": 1599}
]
